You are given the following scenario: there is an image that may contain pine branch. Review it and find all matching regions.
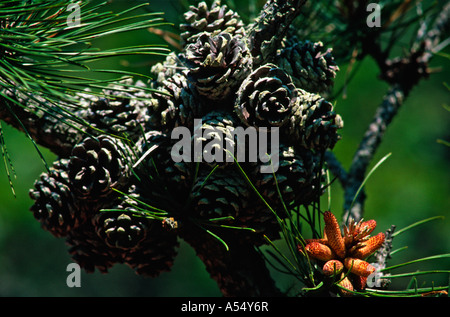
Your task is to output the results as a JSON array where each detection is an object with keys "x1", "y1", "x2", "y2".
[
  {"x1": 372, "y1": 224, "x2": 396, "y2": 287},
  {"x1": 0, "y1": 89, "x2": 87, "y2": 157},
  {"x1": 328, "y1": 2, "x2": 450, "y2": 222},
  {"x1": 0, "y1": 0, "x2": 169, "y2": 140}
]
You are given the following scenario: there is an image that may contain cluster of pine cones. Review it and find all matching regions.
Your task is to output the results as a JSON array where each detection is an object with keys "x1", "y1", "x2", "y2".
[{"x1": 28, "y1": 1, "x2": 343, "y2": 277}]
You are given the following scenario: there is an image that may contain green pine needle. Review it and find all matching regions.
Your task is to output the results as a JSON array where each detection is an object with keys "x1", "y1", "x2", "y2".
[
  {"x1": 382, "y1": 254, "x2": 450, "y2": 272},
  {"x1": 0, "y1": 0, "x2": 171, "y2": 126},
  {"x1": 350, "y1": 152, "x2": 392, "y2": 210},
  {"x1": 0, "y1": 121, "x2": 16, "y2": 196},
  {"x1": 393, "y1": 216, "x2": 445, "y2": 237}
]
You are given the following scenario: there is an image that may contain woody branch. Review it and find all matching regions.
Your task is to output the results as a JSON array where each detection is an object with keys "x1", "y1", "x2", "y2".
[{"x1": 326, "y1": 3, "x2": 450, "y2": 223}]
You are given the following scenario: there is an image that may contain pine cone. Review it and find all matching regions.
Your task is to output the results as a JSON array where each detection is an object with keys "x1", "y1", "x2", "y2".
[
  {"x1": 253, "y1": 145, "x2": 324, "y2": 211},
  {"x1": 93, "y1": 182, "x2": 179, "y2": 277},
  {"x1": 150, "y1": 52, "x2": 181, "y2": 88},
  {"x1": 180, "y1": 0, "x2": 245, "y2": 46},
  {"x1": 286, "y1": 89, "x2": 344, "y2": 151},
  {"x1": 190, "y1": 167, "x2": 250, "y2": 220},
  {"x1": 81, "y1": 80, "x2": 152, "y2": 141},
  {"x1": 150, "y1": 72, "x2": 202, "y2": 132},
  {"x1": 124, "y1": 222, "x2": 179, "y2": 277},
  {"x1": 135, "y1": 131, "x2": 193, "y2": 207},
  {"x1": 234, "y1": 64, "x2": 298, "y2": 128},
  {"x1": 94, "y1": 210, "x2": 150, "y2": 250},
  {"x1": 193, "y1": 110, "x2": 238, "y2": 167},
  {"x1": 66, "y1": 221, "x2": 123, "y2": 274},
  {"x1": 29, "y1": 159, "x2": 81, "y2": 237},
  {"x1": 68, "y1": 135, "x2": 130, "y2": 202},
  {"x1": 185, "y1": 32, "x2": 252, "y2": 101},
  {"x1": 235, "y1": 203, "x2": 281, "y2": 244},
  {"x1": 277, "y1": 40, "x2": 339, "y2": 93}
]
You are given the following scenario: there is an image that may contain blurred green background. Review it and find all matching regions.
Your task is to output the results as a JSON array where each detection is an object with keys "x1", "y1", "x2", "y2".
[{"x1": 0, "y1": 0, "x2": 448, "y2": 296}]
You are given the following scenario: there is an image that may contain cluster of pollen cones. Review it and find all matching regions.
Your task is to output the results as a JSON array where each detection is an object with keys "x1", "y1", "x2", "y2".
[{"x1": 299, "y1": 211, "x2": 385, "y2": 296}]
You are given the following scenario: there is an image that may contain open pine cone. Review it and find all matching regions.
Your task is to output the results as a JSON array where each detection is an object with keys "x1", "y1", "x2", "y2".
[
  {"x1": 234, "y1": 64, "x2": 298, "y2": 128},
  {"x1": 150, "y1": 72, "x2": 202, "y2": 132},
  {"x1": 180, "y1": 0, "x2": 245, "y2": 46},
  {"x1": 184, "y1": 31, "x2": 252, "y2": 101},
  {"x1": 29, "y1": 159, "x2": 80, "y2": 237},
  {"x1": 68, "y1": 135, "x2": 130, "y2": 203},
  {"x1": 94, "y1": 210, "x2": 150, "y2": 250}
]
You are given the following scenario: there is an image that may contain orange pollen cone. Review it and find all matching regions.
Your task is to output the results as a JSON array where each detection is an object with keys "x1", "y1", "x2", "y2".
[
  {"x1": 344, "y1": 257, "x2": 376, "y2": 277},
  {"x1": 323, "y1": 260, "x2": 344, "y2": 276},
  {"x1": 352, "y1": 232, "x2": 386, "y2": 259},
  {"x1": 324, "y1": 211, "x2": 346, "y2": 258},
  {"x1": 304, "y1": 238, "x2": 329, "y2": 245},
  {"x1": 357, "y1": 219, "x2": 377, "y2": 238},
  {"x1": 305, "y1": 242, "x2": 334, "y2": 261},
  {"x1": 338, "y1": 273, "x2": 354, "y2": 296},
  {"x1": 352, "y1": 275, "x2": 368, "y2": 291}
]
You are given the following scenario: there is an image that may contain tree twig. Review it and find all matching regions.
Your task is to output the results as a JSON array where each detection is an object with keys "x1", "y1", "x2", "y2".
[
  {"x1": 0, "y1": 90, "x2": 87, "y2": 157},
  {"x1": 327, "y1": 3, "x2": 450, "y2": 223}
]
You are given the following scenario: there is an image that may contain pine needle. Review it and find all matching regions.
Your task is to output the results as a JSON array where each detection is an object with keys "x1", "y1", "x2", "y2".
[{"x1": 350, "y1": 152, "x2": 392, "y2": 210}]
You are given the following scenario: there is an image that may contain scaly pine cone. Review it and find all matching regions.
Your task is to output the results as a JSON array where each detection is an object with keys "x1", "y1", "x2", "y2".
[
  {"x1": 150, "y1": 72, "x2": 202, "y2": 132},
  {"x1": 277, "y1": 39, "x2": 339, "y2": 93},
  {"x1": 286, "y1": 89, "x2": 343, "y2": 152},
  {"x1": 135, "y1": 131, "x2": 193, "y2": 208},
  {"x1": 247, "y1": 0, "x2": 306, "y2": 65},
  {"x1": 81, "y1": 79, "x2": 151, "y2": 141},
  {"x1": 29, "y1": 159, "x2": 81, "y2": 237},
  {"x1": 193, "y1": 110, "x2": 239, "y2": 167},
  {"x1": 180, "y1": 0, "x2": 245, "y2": 46},
  {"x1": 253, "y1": 144, "x2": 323, "y2": 211},
  {"x1": 150, "y1": 52, "x2": 182, "y2": 88},
  {"x1": 66, "y1": 220, "x2": 124, "y2": 274},
  {"x1": 94, "y1": 210, "x2": 150, "y2": 250},
  {"x1": 190, "y1": 166, "x2": 250, "y2": 220},
  {"x1": 124, "y1": 223, "x2": 179, "y2": 277},
  {"x1": 184, "y1": 32, "x2": 252, "y2": 101},
  {"x1": 96, "y1": 183, "x2": 179, "y2": 278},
  {"x1": 234, "y1": 64, "x2": 298, "y2": 128},
  {"x1": 68, "y1": 135, "x2": 130, "y2": 203}
]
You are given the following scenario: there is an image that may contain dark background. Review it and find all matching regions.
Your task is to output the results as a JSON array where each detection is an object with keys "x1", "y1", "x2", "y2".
[{"x1": 0, "y1": 0, "x2": 448, "y2": 296}]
